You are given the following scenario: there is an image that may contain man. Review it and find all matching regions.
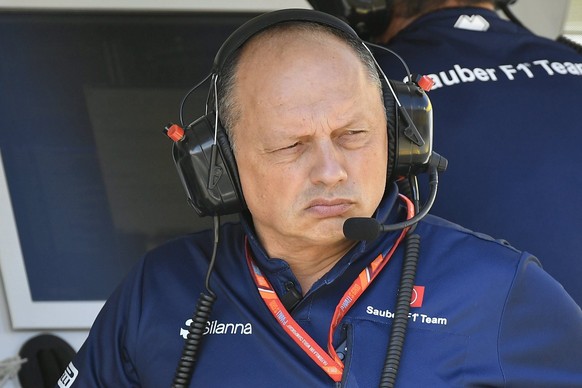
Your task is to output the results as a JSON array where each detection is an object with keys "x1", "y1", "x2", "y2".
[
  {"x1": 311, "y1": 0, "x2": 582, "y2": 306},
  {"x1": 59, "y1": 9, "x2": 582, "y2": 387}
]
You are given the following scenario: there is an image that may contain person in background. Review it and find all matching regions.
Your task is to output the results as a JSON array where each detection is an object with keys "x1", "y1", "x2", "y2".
[
  {"x1": 58, "y1": 9, "x2": 582, "y2": 387},
  {"x1": 309, "y1": 0, "x2": 582, "y2": 306}
]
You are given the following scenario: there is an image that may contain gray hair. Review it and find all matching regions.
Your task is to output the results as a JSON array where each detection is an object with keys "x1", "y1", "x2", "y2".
[{"x1": 216, "y1": 21, "x2": 384, "y2": 153}]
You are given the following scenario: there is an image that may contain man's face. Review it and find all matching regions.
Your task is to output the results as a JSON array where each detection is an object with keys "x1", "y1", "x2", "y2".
[{"x1": 232, "y1": 29, "x2": 388, "y2": 251}]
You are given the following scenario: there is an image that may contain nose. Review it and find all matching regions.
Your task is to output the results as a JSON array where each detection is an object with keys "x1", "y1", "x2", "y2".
[{"x1": 309, "y1": 140, "x2": 348, "y2": 187}]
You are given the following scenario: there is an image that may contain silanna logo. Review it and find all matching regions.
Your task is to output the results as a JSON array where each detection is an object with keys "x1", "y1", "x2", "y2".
[{"x1": 180, "y1": 319, "x2": 253, "y2": 339}]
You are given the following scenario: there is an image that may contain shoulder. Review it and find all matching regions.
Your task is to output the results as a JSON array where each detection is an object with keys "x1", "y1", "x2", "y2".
[
  {"x1": 143, "y1": 221, "x2": 245, "y2": 267},
  {"x1": 419, "y1": 214, "x2": 525, "y2": 255},
  {"x1": 382, "y1": 8, "x2": 582, "y2": 67},
  {"x1": 414, "y1": 214, "x2": 544, "y2": 288},
  {"x1": 413, "y1": 215, "x2": 579, "y2": 317},
  {"x1": 415, "y1": 219, "x2": 582, "y2": 385},
  {"x1": 119, "y1": 221, "x2": 246, "y2": 292}
]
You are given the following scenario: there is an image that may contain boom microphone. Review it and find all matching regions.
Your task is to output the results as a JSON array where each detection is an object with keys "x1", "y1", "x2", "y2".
[
  {"x1": 343, "y1": 217, "x2": 385, "y2": 241},
  {"x1": 343, "y1": 156, "x2": 447, "y2": 241}
]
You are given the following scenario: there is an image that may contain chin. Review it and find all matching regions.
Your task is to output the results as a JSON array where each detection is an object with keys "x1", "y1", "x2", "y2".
[{"x1": 309, "y1": 220, "x2": 346, "y2": 242}]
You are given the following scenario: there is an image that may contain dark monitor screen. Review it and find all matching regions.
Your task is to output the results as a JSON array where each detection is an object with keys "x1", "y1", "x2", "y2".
[{"x1": 0, "y1": 11, "x2": 257, "y2": 302}]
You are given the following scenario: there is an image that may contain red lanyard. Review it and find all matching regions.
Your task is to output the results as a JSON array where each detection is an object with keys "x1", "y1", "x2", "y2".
[{"x1": 245, "y1": 195, "x2": 414, "y2": 382}]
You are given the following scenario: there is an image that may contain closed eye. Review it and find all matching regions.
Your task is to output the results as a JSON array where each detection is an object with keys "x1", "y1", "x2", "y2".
[
  {"x1": 338, "y1": 130, "x2": 368, "y2": 147},
  {"x1": 280, "y1": 142, "x2": 300, "y2": 150},
  {"x1": 268, "y1": 141, "x2": 303, "y2": 155}
]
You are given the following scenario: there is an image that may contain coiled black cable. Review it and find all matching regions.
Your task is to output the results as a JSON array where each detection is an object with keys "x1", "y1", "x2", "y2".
[
  {"x1": 378, "y1": 232, "x2": 421, "y2": 388},
  {"x1": 172, "y1": 292, "x2": 216, "y2": 387},
  {"x1": 172, "y1": 215, "x2": 220, "y2": 388}
]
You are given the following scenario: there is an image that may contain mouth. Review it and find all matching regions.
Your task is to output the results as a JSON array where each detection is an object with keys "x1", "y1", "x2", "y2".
[{"x1": 305, "y1": 198, "x2": 354, "y2": 218}]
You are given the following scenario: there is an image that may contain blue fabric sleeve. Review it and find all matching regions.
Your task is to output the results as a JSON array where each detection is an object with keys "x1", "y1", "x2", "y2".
[
  {"x1": 56, "y1": 259, "x2": 145, "y2": 387},
  {"x1": 499, "y1": 253, "x2": 582, "y2": 386}
]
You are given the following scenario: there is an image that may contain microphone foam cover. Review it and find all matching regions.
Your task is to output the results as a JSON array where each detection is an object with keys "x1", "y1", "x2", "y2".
[{"x1": 343, "y1": 217, "x2": 381, "y2": 241}]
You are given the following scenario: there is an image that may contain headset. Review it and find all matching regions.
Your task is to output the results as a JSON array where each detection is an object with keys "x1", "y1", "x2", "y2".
[
  {"x1": 165, "y1": 8, "x2": 442, "y2": 218},
  {"x1": 164, "y1": 8, "x2": 447, "y2": 388}
]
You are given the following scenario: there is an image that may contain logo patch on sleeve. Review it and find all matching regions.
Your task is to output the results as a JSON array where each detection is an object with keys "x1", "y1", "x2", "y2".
[
  {"x1": 410, "y1": 285, "x2": 425, "y2": 308},
  {"x1": 58, "y1": 361, "x2": 78, "y2": 388}
]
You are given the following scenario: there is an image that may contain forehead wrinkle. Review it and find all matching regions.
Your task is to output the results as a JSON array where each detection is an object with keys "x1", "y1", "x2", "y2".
[{"x1": 232, "y1": 23, "x2": 384, "y2": 144}]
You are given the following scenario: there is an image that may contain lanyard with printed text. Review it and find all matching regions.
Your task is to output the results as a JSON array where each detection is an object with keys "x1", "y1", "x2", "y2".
[{"x1": 245, "y1": 194, "x2": 414, "y2": 382}]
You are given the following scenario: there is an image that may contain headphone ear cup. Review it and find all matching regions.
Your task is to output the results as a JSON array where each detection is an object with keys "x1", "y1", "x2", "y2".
[
  {"x1": 172, "y1": 115, "x2": 245, "y2": 216},
  {"x1": 384, "y1": 79, "x2": 433, "y2": 181}
]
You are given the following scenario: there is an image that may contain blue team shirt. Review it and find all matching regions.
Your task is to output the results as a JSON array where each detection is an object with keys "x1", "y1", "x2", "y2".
[
  {"x1": 59, "y1": 185, "x2": 582, "y2": 387},
  {"x1": 376, "y1": 7, "x2": 582, "y2": 306}
]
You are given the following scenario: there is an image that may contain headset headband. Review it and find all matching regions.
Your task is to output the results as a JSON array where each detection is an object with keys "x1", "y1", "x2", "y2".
[{"x1": 213, "y1": 9, "x2": 360, "y2": 72}]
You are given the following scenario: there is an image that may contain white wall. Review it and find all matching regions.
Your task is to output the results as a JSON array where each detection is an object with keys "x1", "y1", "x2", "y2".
[
  {"x1": 0, "y1": 275, "x2": 89, "y2": 387},
  {"x1": 507, "y1": 0, "x2": 570, "y2": 38},
  {"x1": 0, "y1": 0, "x2": 573, "y2": 386},
  {"x1": 564, "y1": 0, "x2": 582, "y2": 43}
]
